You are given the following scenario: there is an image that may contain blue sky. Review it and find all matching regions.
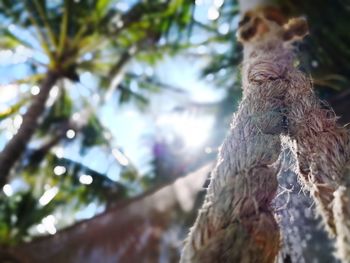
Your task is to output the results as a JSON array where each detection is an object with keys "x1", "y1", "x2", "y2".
[
  {"x1": 0, "y1": 0, "x2": 227, "y2": 179},
  {"x1": 0, "y1": 0, "x2": 231, "y2": 228}
]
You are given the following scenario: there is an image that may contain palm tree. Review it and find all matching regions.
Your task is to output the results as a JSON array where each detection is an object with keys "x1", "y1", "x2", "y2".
[
  {"x1": 0, "y1": 0, "x2": 196, "y2": 246},
  {"x1": 0, "y1": 0, "x2": 194, "y2": 186}
]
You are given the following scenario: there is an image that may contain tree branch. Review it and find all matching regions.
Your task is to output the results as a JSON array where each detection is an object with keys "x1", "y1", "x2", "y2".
[
  {"x1": 0, "y1": 71, "x2": 59, "y2": 187},
  {"x1": 4, "y1": 164, "x2": 212, "y2": 263}
]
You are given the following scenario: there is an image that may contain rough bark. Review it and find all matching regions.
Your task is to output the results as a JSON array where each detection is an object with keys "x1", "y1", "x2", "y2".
[{"x1": 0, "y1": 72, "x2": 58, "y2": 186}]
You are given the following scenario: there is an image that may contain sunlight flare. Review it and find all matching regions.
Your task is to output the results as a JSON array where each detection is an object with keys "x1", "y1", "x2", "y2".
[{"x1": 157, "y1": 113, "x2": 214, "y2": 149}]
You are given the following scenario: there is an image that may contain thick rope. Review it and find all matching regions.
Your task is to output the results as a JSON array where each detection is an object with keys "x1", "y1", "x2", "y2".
[
  {"x1": 182, "y1": 8, "x2": 350, "y2": 262},
  {"x1": 285, "y1": 68, "x2": 350, "y2": 261},
  {"x1": 180, "y1": 35, "x2": 297, "y2": 262}
]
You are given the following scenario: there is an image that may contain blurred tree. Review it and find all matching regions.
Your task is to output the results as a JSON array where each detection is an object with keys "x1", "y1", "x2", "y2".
[
  {"x1": 0, "y1": 0, "x2": 195, "y2": 185},
  {"x1": 0, "y1": 164, "x2": 212, "y2": 263},
  {"x1": 1, "y1": 0, "x2": 350, "y2": 262},
  {"x1": 0, "y1": 0, "x2": 196, "y2": 245}
]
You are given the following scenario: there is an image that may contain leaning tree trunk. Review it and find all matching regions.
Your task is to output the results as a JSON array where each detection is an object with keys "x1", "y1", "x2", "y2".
[
  {"x1": 0, "y1": 71, "x2": 58, "y2": 186},
  {"x1": 1, "y1": 164, "x2": 212, "y2": 263}
]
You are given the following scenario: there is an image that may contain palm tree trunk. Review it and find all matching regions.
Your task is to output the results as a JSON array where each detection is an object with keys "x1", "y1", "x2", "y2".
[{"x1": 0, "y1": 71, "x2": 58, "y2": 186}]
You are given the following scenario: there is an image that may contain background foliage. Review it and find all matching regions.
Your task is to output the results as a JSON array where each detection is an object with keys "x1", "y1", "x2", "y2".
[{"x1": 0, "y1": 0, "x2": 350, "y2": 262}]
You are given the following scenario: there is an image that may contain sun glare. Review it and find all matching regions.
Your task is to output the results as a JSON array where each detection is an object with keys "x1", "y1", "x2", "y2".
[
  {"x1": 39, "y1": 187, "x2": 59, "y2": 206},
  {"x1": 157, "y1": 113, "x2": 214, "y2": 149}
]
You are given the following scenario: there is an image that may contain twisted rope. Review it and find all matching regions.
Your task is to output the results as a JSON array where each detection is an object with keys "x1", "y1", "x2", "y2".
[
  {"x1": 180, "y1": 39, "x2": 295, "y2": 263},
  {"x1": 285, "y1": 67, "x2": 350, "y2": 261},
  {"x1": 181, "y1": 10, "x2": 350, "y2": 262}
]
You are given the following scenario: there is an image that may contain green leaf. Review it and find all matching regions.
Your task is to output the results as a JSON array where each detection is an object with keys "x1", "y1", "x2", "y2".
[
  {"x1": 0, "y1": 28, "x2": 34, "y2": 49},
  {"x1": 0, "y1": 97, "x2": 29, "y2": 122},
  {"x1": 96, "y1": 0, "x2": 110, "y2": 17},
  {"x1": 57, "y1": 0, "x2": 69, "y2": 55},
  {"x1": 80, "y1": 115, "x2": 107, "y2": 151},
  {"x1": 39, "y1": 87, "x2": 72, "y2": 134}
]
